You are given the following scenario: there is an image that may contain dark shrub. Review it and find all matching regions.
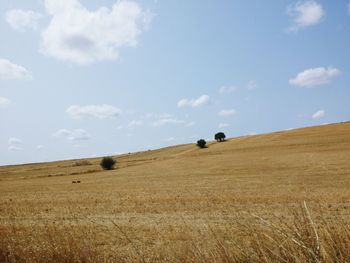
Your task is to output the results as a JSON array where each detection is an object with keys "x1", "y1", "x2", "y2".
[
  {"x1": 215, "y1": 132, "x2": 226, "y2": 142},
  {"x1": 100, "y1": 157, "x2": 116, "y2": 170},
  {"x1": 197, "y1": 139, "x2": 207, "y2": 148}
]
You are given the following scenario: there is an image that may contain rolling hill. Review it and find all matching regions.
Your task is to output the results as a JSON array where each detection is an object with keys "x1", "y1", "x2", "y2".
[{"x1": 1, "y1": 122, "x2": 350, "y2": 262}]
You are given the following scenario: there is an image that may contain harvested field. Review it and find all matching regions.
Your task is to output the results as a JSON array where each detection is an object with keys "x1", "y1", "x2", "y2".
[{"x1": 1, "y1": 122, "x2": 350, "y2": 262}]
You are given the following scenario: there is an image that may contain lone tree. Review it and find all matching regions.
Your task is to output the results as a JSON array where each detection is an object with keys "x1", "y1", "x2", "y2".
[
  {"x1": 215, "y1": 132, "x2": 226, "y2": 142},
  {"x1": 100, "y1": 156, "x2": 116, "y2": 170},
  {"x1": 197, "y1": 139, "x2": 207, "y2": 148}
]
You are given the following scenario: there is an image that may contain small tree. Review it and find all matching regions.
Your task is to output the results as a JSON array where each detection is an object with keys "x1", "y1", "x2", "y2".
[
  {"x1": 215, "y1": 132, "x2": 226, "y2": 142},
  {"x1": 100, "y1": 156, "x2": 116, "y2": 170},
  {"x1": 197, "y1": 139, "x2": 207, "y2": 148}
]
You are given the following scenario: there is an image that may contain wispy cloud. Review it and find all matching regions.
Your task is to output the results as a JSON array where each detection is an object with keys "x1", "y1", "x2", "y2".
[
  {"x1": 8, "y1": 137, "x2": 22, "y2": 151},
  {"x1": 219, "y1": 86, "x2": 238, "y2": 94},
  {"x1": 8, "y1": 137, "x2": 22, "y2": 145},
  {"x1": 8, "y1": 146, "x2": 21, "y2": 151},
  {"x1": 52, "y1": 129, "x2": 90, "y2": 140},
  {"x1": 5, "y1": 9, "x2": 41, "y2": 31},
  {"x1": 247, "y1": 80, "x2": 257, "y2": 90},
  {"x1": 218, "y1": 109, "x2": 237, "y2": 117},
  {"x1": 289, "y1": 67, "x2": 340, "y2": 88},
  {"x1": 177, "y1": 95, "x2": 210, "y2": 108},
  {"x1": 66, "y1": 104, "x2": 121, "y2": 119},
  {"x1": 0, "y1": 58, "x2": 32, "y2": 80},
  {"x1": 128, "y1": 120, "x2": 144, "y2": 128},
  {"x1": 218, "y1": 123, "x2": 230, "y2": 128},
  {"x1": 312, "y1": 110, "x2": 325, "y2": 119},
  {"x1": 152, "y1": 118, "x2": 185, "y2": 127},
  {"x1": 287, "y1": 1, "x2": 324, "y2": 32},
  {"x1": 0, "y1": 97, "x2": 11, "y2": 107},
  {"x1": 41, "y1": 0, "x2": 152, "y2": 64},
  {"x1": 186, "y1": 122, "x2": 195, "y2": 127},
  {"x1": 219, "y1": 81, "x2": 257, "y2": 94},
  {"x1": 141, "y1": 112, "x2": 173, "y2": 120}
]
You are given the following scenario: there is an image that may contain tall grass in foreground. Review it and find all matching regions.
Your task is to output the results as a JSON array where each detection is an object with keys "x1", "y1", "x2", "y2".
[{"x1": 1, "y1": 203, "x2": 349, "y2": 263}]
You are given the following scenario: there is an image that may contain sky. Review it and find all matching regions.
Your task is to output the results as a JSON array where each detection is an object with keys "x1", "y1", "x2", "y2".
[{"x1": 1, "y1": 0, "x2": 350, "y2": 165}]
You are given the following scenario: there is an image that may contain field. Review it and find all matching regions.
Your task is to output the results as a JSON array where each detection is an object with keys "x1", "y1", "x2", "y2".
[{"x1": 1, "y1": 122, "x2": 350, "y2": 262}]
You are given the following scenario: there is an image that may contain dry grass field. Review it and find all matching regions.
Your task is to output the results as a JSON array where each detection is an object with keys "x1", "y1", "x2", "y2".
[{"x1": 1, "y1": 122, "x2": 350, "y2": 262}]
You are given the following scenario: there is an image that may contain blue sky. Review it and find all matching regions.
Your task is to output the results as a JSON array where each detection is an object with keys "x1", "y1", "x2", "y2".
[{"x1": 1, "y1": 0, "x2": 350, "y2": 165}]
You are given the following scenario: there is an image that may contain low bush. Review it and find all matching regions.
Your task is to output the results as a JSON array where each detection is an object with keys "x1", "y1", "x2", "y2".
[
  {"x1": 100, "y1": 157, "x2": 116, "y2": 170},
  {"x1": 196, "y1": 139, "x2": 207, "y2": 148}
]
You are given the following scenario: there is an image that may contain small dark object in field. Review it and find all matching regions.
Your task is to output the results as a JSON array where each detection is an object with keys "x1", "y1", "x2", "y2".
[
  {"x1": 100, "y1": 156, "x2": 117, "y2": 170},
  {"x1": 215, "y1": 132, "x2": 226, "y2": 142},
  {"x1": 197, "y1": 139, "x2": 207, "y2": 148}
]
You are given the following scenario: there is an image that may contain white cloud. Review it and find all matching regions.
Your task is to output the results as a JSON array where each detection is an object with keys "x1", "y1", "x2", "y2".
[
  {"x1": 41, "y1": 0, "x2": 152, "y2": 64},
  {"x1": 8, "y1": 137, "x2": 22, "y2": 145},
  {"x1": 8, "y1": 137, "x2": 22, "y2": 151},
  {"x1": 52, "y1": 129, "x2": 71, "y2": 137},
  {"x1": 52, "y1": 128, "x2": 90, "y2": 140},
  {"x1": 289, "y1": 67, "x2": 340, "y2": 88},
  {"x1": 8, "y1": 145, "x2": 21, "y2": 151},
  {"x1": 218, "y1": 109, "x2": 237, "y2": 117},
  {"x1": 192, "y1": 95, "x2": 210, "y2": 107},
  {"x1": 177, "y1": 99, "x2": 191, "y2": 108},
  {"x1": 5, "y1": 9, "x2": 41, "y2": 31},
  {"x1": 128, "y1": 120, "x2": 144, "y2": 128},
  {"x1": 36, "y1": 145, "x2": 45, "y2": 150},
  {"x1": 218, "y1": 123, "x2": 230, "y2": 128},
  {"x1": 0, "y1": 58, "x2": 32, "y2": 80},
  {"x1": 312, "y1": 110, "x2": 325, "y2": 119},
  {"x1": 247, "y1": 80, "x2": 257, "y2": 90},
  {"x1": 152, "y1": 118, "x2": 185, "y2": 127},
  {"x1": 219, "y1": 86, "x2": 238, "y2": 94},
  {"x1": 287, "y1": 1, "x2": 324, "y2": 31},
  {"x1": 66, "y1": 104, "x2": 121, "y2": 119},
  {"x1": 0, "y1": 97, "x2": 11, "y2": 107},
  {"x1": 177, "y1": 95, "x2": 210, "y2": 108}
]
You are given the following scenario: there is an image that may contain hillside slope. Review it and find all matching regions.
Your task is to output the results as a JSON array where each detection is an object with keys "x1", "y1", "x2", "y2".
[
  {"x1": 1, "y1": 122, "x2": 350, "y2": 185},
  {"x1": 1, "y1": 121, "x2": 350, "y2": 210},
  {"x1": 1, "y1": 122, "x2": 350, "y2": 262}
]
